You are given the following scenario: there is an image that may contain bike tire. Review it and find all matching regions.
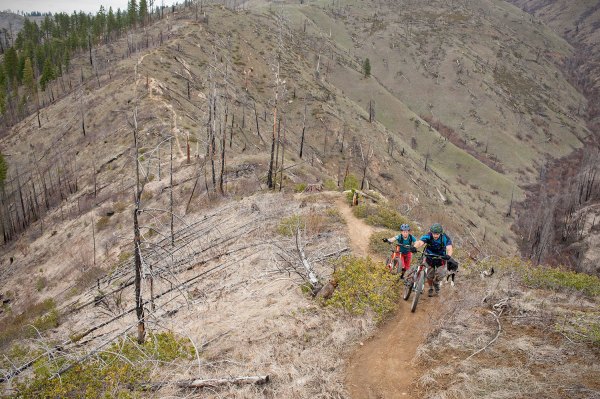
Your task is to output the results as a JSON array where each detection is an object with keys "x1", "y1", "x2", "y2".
[
  {"x1": 411, "y1": 270, "x2": 425, "y2": 313},
  {"x1": 402, "y1": 280, "x2": 412, "y2": 300},
  {"x1": 392, "y1": 258, "x2": 400, "y2": 274}
]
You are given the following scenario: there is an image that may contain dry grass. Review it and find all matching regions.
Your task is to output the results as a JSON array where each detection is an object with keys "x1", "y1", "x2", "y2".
[{"x1": 411, "y1": 258, "x2": 600, "y2": 398}]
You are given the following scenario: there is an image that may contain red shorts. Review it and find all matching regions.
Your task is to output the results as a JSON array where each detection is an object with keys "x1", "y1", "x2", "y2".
[{"x1": 400, "y1": 252, "x2": 412, "y2": 271}]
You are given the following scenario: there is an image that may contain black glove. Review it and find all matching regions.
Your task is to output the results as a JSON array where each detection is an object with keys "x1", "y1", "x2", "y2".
[
  {"x1": 442, "y1": 254, "x2": 451, "y2": 260},
  {"x1": 410, "y1": 246, "x2": 417, "y2": 253},
  {"x1": 382, "y1": 238, "x2": 388, "y2": 243}
]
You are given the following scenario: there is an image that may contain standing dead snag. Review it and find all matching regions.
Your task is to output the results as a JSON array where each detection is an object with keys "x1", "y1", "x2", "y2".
[
  {"x1": 359, "y1": 142, "x2": 373, "y2": 190},
  {"x1": 299, "y1": 98, "x2": 307, "y2": 158},
  {"x1": 132, "y1": 106, "x2": 146, "y2": 345}
]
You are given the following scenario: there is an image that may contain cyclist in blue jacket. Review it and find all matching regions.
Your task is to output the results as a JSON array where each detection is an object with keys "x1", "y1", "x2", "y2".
[{"x1": 412, "y1": 223, "x2": 453, "y2": 297}]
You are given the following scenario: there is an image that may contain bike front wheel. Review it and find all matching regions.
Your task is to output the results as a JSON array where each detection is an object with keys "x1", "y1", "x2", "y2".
[
  {"x1": 411, "y1": 270, "x2": 425, "y2": 313},
  {"x1": 402, "y1": 280, "x2": 412, "y2": 300}
]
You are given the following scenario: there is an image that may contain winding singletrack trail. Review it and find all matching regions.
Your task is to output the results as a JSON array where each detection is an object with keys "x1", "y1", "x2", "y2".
[{"x1": 335, "y1": 196, "x2": 440, "y2": 399}]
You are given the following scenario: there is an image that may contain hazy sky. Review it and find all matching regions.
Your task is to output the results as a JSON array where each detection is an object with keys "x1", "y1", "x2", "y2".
[{"x1": 0, "y1": 0, "x2": 174, "y2": 14}]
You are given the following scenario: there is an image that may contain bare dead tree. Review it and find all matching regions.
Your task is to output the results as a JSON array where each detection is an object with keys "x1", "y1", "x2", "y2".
[
  {"x1": 132, "y1": 105, "x2": 146, "y2": 344},
  {"x1": 359, "y1": 142, "x2": 373, "y2": 190},
  {"x1": 299, "y1": 97, "x2": 307, "y2": 158}
]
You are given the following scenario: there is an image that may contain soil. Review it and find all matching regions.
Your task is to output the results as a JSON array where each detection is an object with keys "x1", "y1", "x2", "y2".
[{"x1": 335, "y1": 196, "x2": 440, "y2": 399}]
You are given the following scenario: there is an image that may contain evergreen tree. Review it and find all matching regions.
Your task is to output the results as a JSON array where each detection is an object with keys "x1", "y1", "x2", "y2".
[
  {"x1": 363, "y1": 58, "x2": 371, "y2": 77},
  {"x1": 0, "y1": 151, "x2": 7, "y2": 187},
  {"x1": 128, "y1": 0, "x2": 138, "y2": 28},
  {"x1": 23, "y1": 57, "x2": 36, "y2": 99},
  {"x1": 139, "y1": 0, "x2": 148, "y2": 26},
  {"x1": 3, "y1": 47, "x2": 18, "y2": 88},
  {"x1": 0, "y1": 69, "x2": 6, "y2": 115},
  {"x1": 40, "y1": 58, "x2": 55, "y2": 91}
]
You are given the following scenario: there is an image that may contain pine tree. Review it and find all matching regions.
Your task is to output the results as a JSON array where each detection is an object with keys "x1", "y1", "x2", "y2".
[
  {"x1": 3, "y1": 47, "x2": 18, "y2": 88},
  {"x1": 22, "y1": 57, "x2": 35, "y2": 98},
  {"x1": 139, "y1": 0, "x2": 148, "y2": 26},
  {"x1": 363, "y1": 58, "x2": 371, "y2": 78},
  {"x1": 0, "y1": 151, "x2": 7, "y2": 187},
  {"x1": 40, "y1": 58, "x2": 56, "y2": 91},
  {"x1": 128, "y1": 0, "x2": 138, "y2": 28}
]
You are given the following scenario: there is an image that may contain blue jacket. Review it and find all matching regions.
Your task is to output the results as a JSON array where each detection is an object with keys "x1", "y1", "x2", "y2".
[
  {"x1": 393, "y1": 234, "x2": 416, "y2": 254},
  {"x1": 420, "y1": 233, "x2": 452, "y2": 256}
]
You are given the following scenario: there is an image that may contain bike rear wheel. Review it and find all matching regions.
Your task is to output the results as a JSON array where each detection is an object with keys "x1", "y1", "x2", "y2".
[{"x1": 411, "y1": 270, "x2": 425, "y2": 313}]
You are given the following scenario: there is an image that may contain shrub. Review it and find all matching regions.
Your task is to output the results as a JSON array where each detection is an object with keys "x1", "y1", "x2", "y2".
[
  {"x1": 343, "y1": 174, "x2": 359, "y2": 191},
  {"x1": 36, "y1": 276, "x2": 48, "y2": 291},
  {"x1": 16, "y1": 332, "x2": 194, "y2": 398},
  {"x1": 521, "y1": 265, "x2": 600, "y2": 296},
  {"x1": 352, "y1": 203, "x2": 408, "y2": 230},
  {"x1": 369, "y1": 230, "x2": 397, "y2": 256},
  {"x1": 294, "y1": 183, "x2": 307, "y2": 193},
  {"x1": 324, "y1": 179, "x2": 338, "y2": 191},
  {"x1": 327, "y1": 256, "x2": 400, "y2": 321}
]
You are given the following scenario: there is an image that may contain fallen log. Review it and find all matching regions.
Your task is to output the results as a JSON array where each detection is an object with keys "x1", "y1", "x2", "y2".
[{"x1": 177, "y1": 375, "x2": 270, "y2": 389}]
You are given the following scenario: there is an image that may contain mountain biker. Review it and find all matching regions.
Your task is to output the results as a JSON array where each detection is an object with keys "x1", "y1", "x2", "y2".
[
  {"x1": 412, "y1": 223, "x2": 453, "y2": 297},
  {"x1": 382, "y1": 224, "x2": 417, "y2": 279}
]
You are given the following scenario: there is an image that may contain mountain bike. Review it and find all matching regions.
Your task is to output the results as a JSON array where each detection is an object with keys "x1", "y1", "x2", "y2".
[
  {"x1": 385, "y1": 244, "x2": 401, "y2": 274},
  {"x1": 385, "y1": 242, "x2": 414, "y2": 275},
  {"x1": 403, "y1": 253, "x2": 451, "y2": 313}
]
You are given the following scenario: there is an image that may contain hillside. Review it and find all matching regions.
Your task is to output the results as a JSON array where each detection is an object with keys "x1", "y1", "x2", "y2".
[{"x1": 0, "y1": 0, "x2": 599, "y2": 397}]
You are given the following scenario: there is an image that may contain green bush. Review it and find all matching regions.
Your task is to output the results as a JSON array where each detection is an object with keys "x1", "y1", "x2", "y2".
[
  {"x1": 327, "y1": 256, "x2": 400, "y2": 321},
  {"x1": 294, "y1": 183, "x2": 307, "y2": 193},
  {"x1": 468, "y1": 257, "x2": 600, "y2": 297},
  {"x1": 343, "y1": 174, "x2": 359, "y2": 191},
  {"x1": 16, "y1": 332, "x2": 195, "y2": 398},
  {"x1": 521, "y1": 265, "x2": 600, "y2": 296},
  {"x1": 352, "y1": 203, "x2": 408, "y2": 230},
  {"x1": 323, "y1": 179, "x2": 338, "y2": 191}
]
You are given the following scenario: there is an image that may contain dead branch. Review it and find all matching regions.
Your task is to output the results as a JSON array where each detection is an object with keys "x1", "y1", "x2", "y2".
[
  {"x1": 177, "y1": 375, "x2": 270, "y2": 389},
  {"x1": 295, "y1": 226, "x2": 320, "y2": 291},
  {"x1": 465, "y1": 309, "x2": 502, "y2": 360}
]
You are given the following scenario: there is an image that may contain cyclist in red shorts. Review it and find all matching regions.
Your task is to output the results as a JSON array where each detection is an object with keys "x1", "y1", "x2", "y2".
[{"x1": 382, "y1": 224, "x2": 417, "y2": 279}]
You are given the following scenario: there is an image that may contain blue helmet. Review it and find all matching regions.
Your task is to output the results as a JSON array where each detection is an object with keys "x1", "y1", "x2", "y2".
[{"x1": 400, "y1": 224, "x2": 410, "y2": 231}]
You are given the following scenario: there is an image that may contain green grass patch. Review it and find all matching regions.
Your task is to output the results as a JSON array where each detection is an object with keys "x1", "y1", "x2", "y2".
[
  {"x1": 327, "y1": 256, "x2": 400, "y2": 322},
  {"x1": 0, "y1": 299, "x2": 59, "y2": 349},
  {"x1": 15, "y1": 332, "x2": 195, "y2": 398},
  {"x1": 277, "y1": 214, "x2": 305, "y2": 237}
]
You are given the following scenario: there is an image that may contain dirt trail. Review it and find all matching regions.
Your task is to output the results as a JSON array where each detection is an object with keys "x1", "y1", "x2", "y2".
[
  {"x1": 335, "y1": 196, "x2": 376, "y2": 257},
  {"x1": 335, "y1": 196, "x2": 439, "y2": 399}
]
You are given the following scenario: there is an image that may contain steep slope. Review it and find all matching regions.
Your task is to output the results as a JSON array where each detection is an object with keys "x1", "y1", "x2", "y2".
[{"x1": 503, "y1": 0, "x2": 600, "y2": 273}]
